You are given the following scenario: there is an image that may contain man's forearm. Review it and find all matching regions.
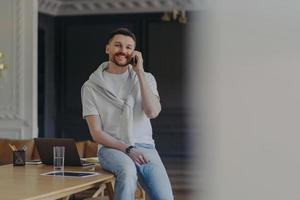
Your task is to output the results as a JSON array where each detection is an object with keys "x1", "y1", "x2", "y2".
[
  {"x1": 92, "y1": 129, "x2": 128, "y2": 152},
  {"x1": 137, "y1": 71, "x2": 161, "y2": 118},
  {"x1": 86, "y1": 115, "x2": 128, "y2": 152}
]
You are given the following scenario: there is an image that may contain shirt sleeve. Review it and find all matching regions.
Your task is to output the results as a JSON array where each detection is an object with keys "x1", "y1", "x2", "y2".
[
  {"x1": 145, "y1": 72, "x2": 159, "y2": 97},
  {"x1": 81, "y1": 85, "x2": 99, "y2": 118}
]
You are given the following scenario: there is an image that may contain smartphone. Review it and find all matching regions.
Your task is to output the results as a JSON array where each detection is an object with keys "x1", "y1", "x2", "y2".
[{"x1": 130, "y1": 55, "x2": 137, "y2": 66}]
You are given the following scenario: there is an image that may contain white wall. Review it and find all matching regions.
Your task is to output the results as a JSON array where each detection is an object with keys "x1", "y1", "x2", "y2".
[
  {"x1": 191, "y1": 0, "x2": 300, "y2": 199},
  {"x1": 0, "y1": 0, "x2": 38, "y2": 139}
]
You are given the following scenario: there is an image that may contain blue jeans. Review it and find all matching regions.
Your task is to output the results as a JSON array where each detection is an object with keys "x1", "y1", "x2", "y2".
[{"x1": 98, "y1": 143, "x2": 174, "y2": 200}]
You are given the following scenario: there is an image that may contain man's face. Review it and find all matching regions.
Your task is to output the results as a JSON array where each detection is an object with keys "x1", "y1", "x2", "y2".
[{"x1": 106, "y1": 34, "x2": 135, "y2": 67}]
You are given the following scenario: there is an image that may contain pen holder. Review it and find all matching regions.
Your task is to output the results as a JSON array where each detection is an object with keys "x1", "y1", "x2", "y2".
[{"x1": 13, "y1": 150, "x2": 26, "y2": 166}]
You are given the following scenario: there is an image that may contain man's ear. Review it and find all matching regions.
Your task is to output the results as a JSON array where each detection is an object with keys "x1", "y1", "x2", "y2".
[{"x1": 105, "y1": 44, "x2": 109, "y2": 54}]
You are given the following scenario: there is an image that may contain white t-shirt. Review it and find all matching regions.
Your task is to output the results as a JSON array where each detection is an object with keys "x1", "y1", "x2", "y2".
[{"x1": 82, "y1": 68, "x2": 159, "y2": 145}]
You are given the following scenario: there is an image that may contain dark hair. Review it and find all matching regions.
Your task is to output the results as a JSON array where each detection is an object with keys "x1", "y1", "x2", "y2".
[{"x1": 107, "y1": 28, "x2": 136, "y2": 44}]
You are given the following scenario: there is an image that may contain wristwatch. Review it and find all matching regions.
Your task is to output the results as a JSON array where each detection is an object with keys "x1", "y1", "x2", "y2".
[{"x1": 125, "y1": 145, "x2": 135, "y2": 154}]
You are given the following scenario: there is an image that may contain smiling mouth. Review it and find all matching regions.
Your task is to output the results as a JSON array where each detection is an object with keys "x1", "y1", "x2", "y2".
[
  {"x1": 112, "y1": 55, "x2": 129, "y2": 66},
  {"x1": 115, "y1": 53, "x2": 129, "y2": 61},
  {"x1": 117, "y1": 55, "x2": 126, "y2": 59}
]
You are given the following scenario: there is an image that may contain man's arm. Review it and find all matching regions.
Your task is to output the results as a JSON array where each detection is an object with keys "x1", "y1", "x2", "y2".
[
  {"x1": 85, "y1": 115, "x2": 127, "y2": 151},
  {"x1": 132, "y1": 51, "x2": 161, "y2": 118},
  {"x1": 85, "y1": 115, "x2": 149, "y2": 164}
]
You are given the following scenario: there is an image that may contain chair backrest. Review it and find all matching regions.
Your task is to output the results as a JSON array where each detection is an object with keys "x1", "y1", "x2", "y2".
[
  {"x1": 84, "y1": 140, "x2": 98, "y2": 157},
  {"x1": 0, "y1": 139, "x2": 36, "y2": 165},
  {"x1": 0, "y1": 139, "x2": 98, "y2": 165}
]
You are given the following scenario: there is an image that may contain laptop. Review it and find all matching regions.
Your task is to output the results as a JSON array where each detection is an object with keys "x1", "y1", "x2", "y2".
[{"x1": 34, "y1": 138, "x2": 95, "y2": 167}]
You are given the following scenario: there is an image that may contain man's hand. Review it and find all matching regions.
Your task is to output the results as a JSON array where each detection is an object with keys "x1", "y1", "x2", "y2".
[
  {"x1": 131, "y1": 50, "x2": 144, "y2": 74},
  {"x1": 127, "y1": 147, "x2": 150, "y2": 165},
  {"x1": 130, "y1": 49, "x2": 161, "y2": 119}
]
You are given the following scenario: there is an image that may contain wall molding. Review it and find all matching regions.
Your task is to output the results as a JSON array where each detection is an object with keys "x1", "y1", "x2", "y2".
[
  {"x1": 0, "y1": 0, "x2": 38, "y2": 139},
  {"x1": 0, "y1": 0, "x2": 24, "y2": 121},
  {"x1": 0, "y1": 127, "x2": 23, "y2": 139},
  {"x1": 38, "y1": 0, "x2": 201, "y2": 16}
]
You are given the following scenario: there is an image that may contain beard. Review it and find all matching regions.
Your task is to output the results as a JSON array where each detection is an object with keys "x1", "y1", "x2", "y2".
[{"x1": 110, "y1": 52, "x2": 131, "y2": 67}]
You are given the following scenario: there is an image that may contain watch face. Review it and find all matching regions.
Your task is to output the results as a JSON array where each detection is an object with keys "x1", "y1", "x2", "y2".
[{"x1": 126, "y1": 146, "x2": 134, "y2": 154}]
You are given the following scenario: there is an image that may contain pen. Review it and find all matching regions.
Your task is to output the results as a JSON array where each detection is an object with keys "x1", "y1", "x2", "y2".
[
  {"x1": 8, "y1": 143, "x2": 17, "y2": 151},
  {"x1": 22, "y1": 145, "x2": 27, "y2": 151}
]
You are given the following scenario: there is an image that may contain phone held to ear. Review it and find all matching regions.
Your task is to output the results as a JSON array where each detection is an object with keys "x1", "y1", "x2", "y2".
[{"x1": 130, "y1": 55, "x2": 137, "y2": 66}]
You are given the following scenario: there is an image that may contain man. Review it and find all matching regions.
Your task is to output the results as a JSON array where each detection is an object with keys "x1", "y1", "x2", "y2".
[{"x1": 81, "y1": 28, "x2": 173, "y2": 200}]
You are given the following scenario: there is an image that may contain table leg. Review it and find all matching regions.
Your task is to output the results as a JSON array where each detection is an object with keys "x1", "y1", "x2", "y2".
[
  {"x1": 92, "y1": 184, "x2": 106, "y2": 197},
  {"x1": 105, "y1": 181, "x2": 114, "y2": 200},
  {"x1": 60, "y1": 196, "x2": 70, "y2": 200}
]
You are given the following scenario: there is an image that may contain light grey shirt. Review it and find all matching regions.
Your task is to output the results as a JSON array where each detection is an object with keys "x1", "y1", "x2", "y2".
[{"x1": 81, "y1": 62, "x2": 159, "y2": 145}]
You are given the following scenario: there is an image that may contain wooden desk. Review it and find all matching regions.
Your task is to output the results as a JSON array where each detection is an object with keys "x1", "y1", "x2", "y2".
[{"x1": 0, "y1": 164, "x2": 114, "y2": 200}]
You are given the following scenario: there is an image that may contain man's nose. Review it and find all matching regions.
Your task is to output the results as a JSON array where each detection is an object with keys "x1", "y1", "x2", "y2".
[
  {"x1": 116, "y1": 45, "x2": 124, "y2": 52},
  {"x1": 119, "y1": 46, "x2": 129, "y2": 54}
]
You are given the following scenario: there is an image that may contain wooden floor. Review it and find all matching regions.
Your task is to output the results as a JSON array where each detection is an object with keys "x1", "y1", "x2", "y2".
[{"x1": 162, "y1": 158, "x2": 195, "y2": 200}]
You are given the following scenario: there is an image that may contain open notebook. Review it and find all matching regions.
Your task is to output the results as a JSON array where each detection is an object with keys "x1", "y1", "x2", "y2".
[{"x1": 81, "y1": 157, "x2": 99, "y2": 164}]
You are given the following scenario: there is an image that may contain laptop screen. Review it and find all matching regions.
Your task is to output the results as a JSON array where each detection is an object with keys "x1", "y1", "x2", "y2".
[{"x1": 34, "y1": 138, "x2": 83, "y2": 166}]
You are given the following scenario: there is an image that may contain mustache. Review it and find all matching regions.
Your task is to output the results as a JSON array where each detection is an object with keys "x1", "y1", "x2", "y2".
[{"x1": 115, "y1": 52, "x2": 131, "y2": 59}]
